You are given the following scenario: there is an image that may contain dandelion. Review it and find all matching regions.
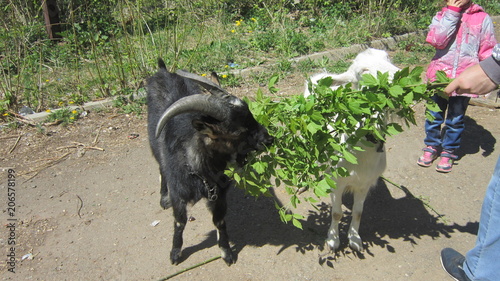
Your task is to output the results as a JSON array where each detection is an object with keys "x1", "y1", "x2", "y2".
[
  {"x1": 58, "y1": 101, "x2": 64, "y2": 106},
  {"x1": 45, "y1": 79, "x2": 50, "y2": 82},
  {"x1": 71, "y1": 110, "x2": 78, "y2": 114},
  {"x1": 222, "y1": 74, "x2": 228, "y2": 79},
  {"x1": 251, "y1": 18, "x2": 257, "y2": 22},
  {"x1": 201, "y1": 73, "x2": 207, "y2": 77},
  {"x1": 235, "y1": 20, "x2": 242, "y2": 26},
  {"x1": 70, "y1": 116, "x2": 74, "y2": 120},
  {"x1": 46, "y1": 109, "x2": 51, "y2": 113},
  {"x1": 248, "y1": 31, "x2": 253, "y2": 33},
  {"x1": 225, "y1": 65, "x2": 229, "y2": 68},
  {"x1": 3, "y1": 113, "x2": 9, "y2": 116},
  {"x1": 69, "y1": 101, "x2": 74, "y2": 104},
  {"x1": 231, "y1": 29, "x2": 235, "y2": 33}
]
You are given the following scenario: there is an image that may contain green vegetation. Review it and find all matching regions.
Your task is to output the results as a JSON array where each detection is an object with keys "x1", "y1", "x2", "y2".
[
  {"x1": 227, "y1": 69, "x2": 451, "y2": 227},
  {"x1": 2, "y1": 0, "x2": 497, "y2": 117},
  {"x1": 44, "y1": 107, "x2": 81, "y2": 125}
]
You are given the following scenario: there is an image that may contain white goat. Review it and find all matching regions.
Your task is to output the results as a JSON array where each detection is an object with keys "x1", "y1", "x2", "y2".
[{"x1": 305, "y1": 48, "x2": 399, "y2": 252}]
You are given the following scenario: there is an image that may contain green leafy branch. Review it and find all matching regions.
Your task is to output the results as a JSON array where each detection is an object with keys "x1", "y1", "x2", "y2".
[{"x1": 226, "y1": 67, "x2": 450, "y2": 229}]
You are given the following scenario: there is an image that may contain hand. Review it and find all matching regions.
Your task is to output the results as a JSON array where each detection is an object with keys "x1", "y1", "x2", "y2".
[
  {"x1": 447, "y1": 0, "x2": 469, "y2": 7},
  {"x1": 444, "y1": 64, "x2": 498, "y2": 96}
]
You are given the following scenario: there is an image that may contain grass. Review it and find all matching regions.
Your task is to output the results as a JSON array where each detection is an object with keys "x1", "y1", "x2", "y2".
[{"x1": 0, "y1": 0, "x2": 498, "y2": 121}]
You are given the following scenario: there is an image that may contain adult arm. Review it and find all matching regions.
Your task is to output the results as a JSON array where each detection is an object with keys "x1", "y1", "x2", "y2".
[{"x1": 444, "y1": 44, "x2": 500, "y2": 95}]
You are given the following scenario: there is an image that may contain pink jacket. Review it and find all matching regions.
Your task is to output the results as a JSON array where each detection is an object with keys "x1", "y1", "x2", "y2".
[{"x1": 425, "y1": 3, "x2": 497, "y2": 97}]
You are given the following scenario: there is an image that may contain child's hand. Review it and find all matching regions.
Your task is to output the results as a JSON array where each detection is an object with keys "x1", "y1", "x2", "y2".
[{"x1": 447, "y1": 0, "x2": 469, "y2": 8}]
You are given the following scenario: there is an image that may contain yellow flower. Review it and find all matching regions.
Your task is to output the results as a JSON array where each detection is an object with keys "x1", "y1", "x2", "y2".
[
  {"x1": 225, "y1": 65, "x2": 229, "y2": 68},
  {"x1": 72, "y1": 110, "x2": 78, "y2": 114},
  {"x1": 231, "y1": 29, "x2": 235, "y2": 33},
  {"x1": 235, "y1": 20, "x2": 241, "y2": 26},
  {"x1": 46, "y1": 109, "x2": 51, "y2": 113},
  {"x1": 222, "y1": 74, "x2": 228, "y2": 79},
  {"x1": 45, "y1": 79, "x2": 50, "y2": 82},
  {"x1": 58, "y1": 101, "x2": 64, "y2": 106},
  {"x1": 69, "y1": 101, "x2": 74, "y2": 104},
  {"x1": 251, "y1": 18, "x2": 257, "y2": 22},
  {"x1": 3, "y1": 113, "x2": 9, "y2": 116},
  {"x1": 248, "y1": 31, "x2": 253, "y2": 33},
  {"x1": 70, "y1": 116, "x2": 74, "y2": 120}
]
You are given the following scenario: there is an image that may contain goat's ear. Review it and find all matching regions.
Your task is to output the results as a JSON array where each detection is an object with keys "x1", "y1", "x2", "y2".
[
  {"x1": 209, "y1": 71, "x2": 221, "y2": 86},
  {"x1": 329, "y1": 71, "x2": 357, "y2": 85},
  {"x1": 192, "y1": 119, "x2": 218, "y2": 139}
]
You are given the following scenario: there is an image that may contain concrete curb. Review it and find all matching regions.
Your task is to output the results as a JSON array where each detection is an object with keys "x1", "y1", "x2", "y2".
[{"x1": 24, "y1": 99, "x2": 116, "y2": 123}]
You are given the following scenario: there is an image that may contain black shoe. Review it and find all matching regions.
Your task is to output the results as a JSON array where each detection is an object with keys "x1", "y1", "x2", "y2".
[{"x1": 440, "y1": 248, "x2": 471, "y2": 281}]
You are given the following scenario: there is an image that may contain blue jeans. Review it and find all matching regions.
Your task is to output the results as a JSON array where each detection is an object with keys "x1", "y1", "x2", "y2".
[
  {"x1": 424, "y1": 95, "x2": 471, "y2": 152},
  {"x1": 464, "y1": 156, "x2": 500, "y2": 280}
]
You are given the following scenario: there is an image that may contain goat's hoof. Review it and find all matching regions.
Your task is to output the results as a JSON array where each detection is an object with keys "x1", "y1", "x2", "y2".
[
  {"x1": 326, "y1": 238, "x2": 340, "y2": 252},
  {"x1": 170, "y1": 248, "x2": 182, "y2": 265},
  {"x1": 222, "y1": 255, "x2": 235, "y2": 266},
  {"x1": 349, "y1": 238, "x2": 364, "y2": 252},
  {"x1": 221, "y1": 249, "x2": 235, "y2": 266}
]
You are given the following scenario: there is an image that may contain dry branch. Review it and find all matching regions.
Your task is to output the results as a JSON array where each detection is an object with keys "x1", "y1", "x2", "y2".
[
  {"x1": 8, "y1": 134, "x2": 22, "y2": 154},
  {"x1": 20, "y1": 151, "x2": 72, "y2": 183}
]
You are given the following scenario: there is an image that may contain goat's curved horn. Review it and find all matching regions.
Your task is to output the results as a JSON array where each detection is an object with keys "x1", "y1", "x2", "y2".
[
  {"x1": 175, "y1": 70, "x2": 230, "y2": 98},
  {"x1": 155, "y1": 94, "x2": 228, "y2": 138}
]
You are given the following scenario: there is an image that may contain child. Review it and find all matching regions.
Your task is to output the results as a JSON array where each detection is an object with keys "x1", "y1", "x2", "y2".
[{"x1": 418, "y1": 0, "x2": 497, "y2": 173}]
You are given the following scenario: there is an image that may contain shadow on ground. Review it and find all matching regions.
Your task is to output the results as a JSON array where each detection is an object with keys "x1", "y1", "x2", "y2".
[
  {"x1": 175, "y1": 178, "x2": 479, "y2": 266},
  {"x1": 457, "y1": 116, "x2": 496, "y2": 159}
]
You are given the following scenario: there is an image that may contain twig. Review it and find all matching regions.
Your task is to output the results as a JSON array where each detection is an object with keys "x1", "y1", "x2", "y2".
[
  {"x1": 20, "y1": 151, "x2": 72, "y2": 183},
  {"x1": 43, "y1": 120, "x2": 62, "y2": 126},
  {"x1": 7, "y1": 111, "x2": 37, "y2": 126},
  {"x1": 0, "y1": 134, "x2": 21, "y2": 140},
  {"x1": 158, "y1": 256, "x2": 221, "y2": 281},
  {"x1": 92, "y1": 126, "x2": 102, "y2": 146},
  {"x1": 8, "y1": 134, "x2": 22, "y2": 154},
  {"x1": 56, "y1": 142, "x2": 104, "y2": 152},
  {"x1": 76, "y1": 195, "x2": 83, "y2": 218}
]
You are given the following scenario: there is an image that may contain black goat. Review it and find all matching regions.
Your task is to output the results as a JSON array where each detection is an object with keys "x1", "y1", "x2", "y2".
[{"x1": 147, "y1": 60, "x2": 273, "y2": 266}]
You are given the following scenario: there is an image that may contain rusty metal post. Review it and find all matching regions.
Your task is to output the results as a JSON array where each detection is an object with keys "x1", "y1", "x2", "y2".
[{"x1": 42, "y1": 0, "x2": 62, "y2": 40}]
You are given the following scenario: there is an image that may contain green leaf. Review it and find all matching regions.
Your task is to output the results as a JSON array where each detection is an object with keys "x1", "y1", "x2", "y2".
[
  {"x1": 292, "y1": 218, "x2": 303, "y2": 229},
  {"x1": 386, "y1": 123, "x2": 403, "y2": 136},
  {"x1": 268, "y1": 75, "x2": 279, "y2": 94},
  {"x1": 341, "y1": 147, "x2": 358, "y2": 164},
  {"x1": 318, "y1": 76, "x2": 333, "y2": 87},
  {"x1": 360, "y1": 73, "x2": 379, "y2": 86},
  {"x1": 403, "y1": 91, "x2": 414, "y2": 105},
  {"x1": 251, "y1": 161, "x2": 268, "y2": 174},
  {"x1": 306, "y1": 122, "x2": 322, "y2": 135},
  {"x1": 435, "y1": 70, "x2": 451, "y2": 83},
  {"x1": 389, "y1": 85, "x2": 404, "y2": 97},
  {"x1": 315, "y1": 178, "x2": 332, "y2": 197}
]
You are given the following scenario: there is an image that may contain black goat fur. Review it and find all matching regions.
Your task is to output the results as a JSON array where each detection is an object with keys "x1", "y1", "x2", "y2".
[{"x1": 146, "y1": 60, "x2": 273, "y2": 266}]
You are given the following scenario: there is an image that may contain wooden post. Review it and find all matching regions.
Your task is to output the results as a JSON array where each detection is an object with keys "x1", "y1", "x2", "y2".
[{"x1": 42, "y1": 0, "x2": 62, "y2": 40}]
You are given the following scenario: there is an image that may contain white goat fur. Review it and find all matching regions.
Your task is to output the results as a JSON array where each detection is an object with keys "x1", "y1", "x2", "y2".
[{"x1": 304, "y1": 48, "x2": 399, "y2": 252}]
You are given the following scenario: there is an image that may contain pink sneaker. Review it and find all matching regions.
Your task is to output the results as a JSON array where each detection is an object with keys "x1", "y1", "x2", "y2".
[
  {"x1": 436, "y1": 151, "x2": 458, "y2": 173},
  {"x1": 417, "y1": 146, "x2": 438, "y2": 167}
]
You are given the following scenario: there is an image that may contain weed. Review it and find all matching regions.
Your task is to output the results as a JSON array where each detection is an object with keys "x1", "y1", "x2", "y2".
[
  {"x1": 44, "y1": 108, "x2": 81, "y2": 126},
  {"x1": 113, "y1": 95, "x2": 147, "y2": 115},
  {"x1": 1, "y1": 0, "x2": 483, "y2": 118}
]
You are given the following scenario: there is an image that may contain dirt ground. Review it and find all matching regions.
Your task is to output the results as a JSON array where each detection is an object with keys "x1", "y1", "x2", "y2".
[
  {"x1": 1, "y1": 76, "x2": 499, "y2": 281},
  {"x1": 1, "y1": 22, "x2": 500, "y2": 279}
]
